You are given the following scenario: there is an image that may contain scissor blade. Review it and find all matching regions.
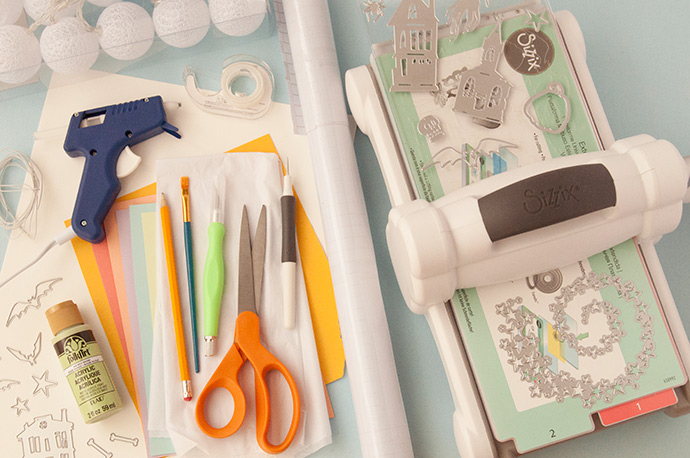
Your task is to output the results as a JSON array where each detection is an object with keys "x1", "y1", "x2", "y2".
[
  {"x1": 237, "y1": 205, "x2": 255, "y2": 315},
  {"x1": 252, "y1": 205, "x2": 267, "y2": 312}
]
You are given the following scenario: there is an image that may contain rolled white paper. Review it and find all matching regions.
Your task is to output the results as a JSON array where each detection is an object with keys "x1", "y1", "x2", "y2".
[{"x1": 282, "y1": 1, "x2": 414, "y2": 456}]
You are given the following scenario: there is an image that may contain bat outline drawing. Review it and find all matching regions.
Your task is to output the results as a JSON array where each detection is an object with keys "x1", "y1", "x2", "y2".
[
  {"x1": 422, "y1": 138, "x2": 518, "y2": 172},
  {"x1": 5, "y1": 278, "x2": 62, "y2": 327},
  {"x1": 0, "y1": 379, "x2": 20, "y2": 391},
  {"x1": 7, "y1": 333, "x2": 42, "y2": 366}
]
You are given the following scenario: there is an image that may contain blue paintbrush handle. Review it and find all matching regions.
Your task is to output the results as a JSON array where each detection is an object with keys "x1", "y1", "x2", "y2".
[{"x1": 183, "y1": 221, "x2": 200, "y2": 373}]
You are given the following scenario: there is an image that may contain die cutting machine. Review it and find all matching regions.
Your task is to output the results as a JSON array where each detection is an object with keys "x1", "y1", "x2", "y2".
[{"x1": 346, "y1": 5, "x2": 690, "y2": 457}]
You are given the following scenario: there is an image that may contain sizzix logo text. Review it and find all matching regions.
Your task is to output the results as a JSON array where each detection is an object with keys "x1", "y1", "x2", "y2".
[
  {"x1": 523, "y1": 184, "x2": 581, "y2": 215},
  {"x1": 505, "y1": 28, "x2": 555, "y2": 75},
  {"x1": 517, "y1": 32, "x2": 542, "y2": 72}
]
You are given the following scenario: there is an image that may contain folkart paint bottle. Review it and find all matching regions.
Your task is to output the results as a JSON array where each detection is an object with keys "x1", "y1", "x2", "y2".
[{"x1": 45, "y1": 300, "x2": 123, "y2": 423}]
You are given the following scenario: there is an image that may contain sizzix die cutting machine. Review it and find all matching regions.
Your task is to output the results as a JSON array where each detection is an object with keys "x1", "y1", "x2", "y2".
[{"x1": 346, "y1": 1, "x2": 690, "y2": 456}]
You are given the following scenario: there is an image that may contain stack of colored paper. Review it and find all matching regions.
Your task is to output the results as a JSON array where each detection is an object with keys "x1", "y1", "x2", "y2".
[{"x1": 70, "y1": 184, "x2": 175, "y2": 457}]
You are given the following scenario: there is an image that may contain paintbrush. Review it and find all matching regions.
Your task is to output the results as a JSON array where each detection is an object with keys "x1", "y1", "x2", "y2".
[{"x1": 181, "y1": 177, "x2": 200, "y2": 373}]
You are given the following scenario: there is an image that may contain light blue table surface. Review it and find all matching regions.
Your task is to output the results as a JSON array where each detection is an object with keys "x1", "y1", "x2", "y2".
[{"x1": 1, "y1": 1, "x2": 690, "y2": 457}]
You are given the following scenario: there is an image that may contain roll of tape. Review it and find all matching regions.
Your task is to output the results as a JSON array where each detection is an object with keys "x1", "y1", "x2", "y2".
[
  {"x1": 220, "y1": 60, "x2": 271, "y2": 109},
  {"x1": 183, "y1": 55, "x2": 274, "y2": 119}
]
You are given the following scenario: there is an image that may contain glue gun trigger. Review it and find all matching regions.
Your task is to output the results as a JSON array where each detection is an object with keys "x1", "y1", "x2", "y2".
[
  {"x1": 114, "y1": 119, "x2": 180, "y2": 179},
  {"x1": 116, "y1": 146, "x2": 142, "y2": 179}
]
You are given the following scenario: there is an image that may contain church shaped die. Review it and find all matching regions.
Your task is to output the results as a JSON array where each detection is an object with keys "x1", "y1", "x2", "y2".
[{"x1": 452, "y1": 20, "x2": 511, "y2": 127}]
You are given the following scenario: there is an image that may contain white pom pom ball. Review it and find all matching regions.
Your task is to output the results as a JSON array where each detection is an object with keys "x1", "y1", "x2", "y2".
[
  {"x1": 40, "y1": 18, "x2": 100, "y2": 74},
  {"x1": 0, "y1": 0, "x2": 24, "y2": 26},
  {"x1": 153, "y1": 0, "x2": 210, "y2": 48},
  {"x1": 87, "y1": 0, "x2": 120, "y2": 7},
  {"x1": 97, "y1": 2, "x2": 154, "y2": 60},
  {"x1": 0, "y1": 25, "x2": 42, "y2": 84},
  {"x1": 23, "y1": 0, "x2": 77, "y2": 21},
  {"x1": 209, "y1": 0, "x2": 265, "y2": 37}
]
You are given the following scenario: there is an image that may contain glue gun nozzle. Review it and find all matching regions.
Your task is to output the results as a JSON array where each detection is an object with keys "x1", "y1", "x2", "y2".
[{"x1": 162, "y1": 121, "x2": 181, "y2": 139}]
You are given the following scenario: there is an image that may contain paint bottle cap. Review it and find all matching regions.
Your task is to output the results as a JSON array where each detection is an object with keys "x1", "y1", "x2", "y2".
[{"x1": 45, "y1": 300, "x2": 84, "y2": 335}]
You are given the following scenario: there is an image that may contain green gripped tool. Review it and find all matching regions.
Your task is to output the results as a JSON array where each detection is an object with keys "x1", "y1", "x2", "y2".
[{"x1": 203, "y1": 176, "x2": 226, "y2": 357}]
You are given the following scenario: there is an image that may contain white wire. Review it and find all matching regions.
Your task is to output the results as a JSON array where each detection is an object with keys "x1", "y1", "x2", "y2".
[
  {"x1": 0, "y1": 226, "x2": 76, "y2": 289},
  {"x1": 0, "y1": 240, "x2": 56, "y2": 289},
  {"x1": 0, "y1": 150, "x2": 43, "y2": 239},
  {"x1": 28, "y1": 0, "x2": 90, "y2": 32}
]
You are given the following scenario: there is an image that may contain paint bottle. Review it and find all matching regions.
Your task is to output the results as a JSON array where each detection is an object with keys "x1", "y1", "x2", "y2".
[{"x1": 45, "y1": 300, "x2": 123, "y2": 423}]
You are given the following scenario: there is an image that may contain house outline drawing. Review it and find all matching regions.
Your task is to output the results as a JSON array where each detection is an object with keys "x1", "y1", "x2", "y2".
[
  {"x1": 16, "y1": 408, "x2": 75, "y2": 458},
  {"x1": 389, "y1": 0, "x2": 439, "y2": 92}
]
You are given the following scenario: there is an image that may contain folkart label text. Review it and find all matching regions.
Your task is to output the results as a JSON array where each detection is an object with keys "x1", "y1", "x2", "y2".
[{"x1": 66, "y1": 347, "x2": 91, "y2": 364}]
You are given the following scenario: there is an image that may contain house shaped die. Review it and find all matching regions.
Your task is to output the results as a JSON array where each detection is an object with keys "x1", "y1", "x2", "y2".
[
  {"x1": 17, "y1": 409, "x2": 75, "y2": 458},
  {"x1": 389, "y1": 0, "x2": 439, "y2": 92},
  {"x1": 453, "y1": 20, "x2": 512, "y2": 128}
]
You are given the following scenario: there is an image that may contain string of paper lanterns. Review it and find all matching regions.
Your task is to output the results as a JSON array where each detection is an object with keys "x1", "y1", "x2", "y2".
[
  {"x1": 0, "y1": 0, "x2": 27, "y2": 25},
  {"x1": 0, "y1": 0, "x2": 268, "y2": 85},
  {"x1": 152, "y1": 0, "x2": 210, "y2": 48},
  {"x1": 210, "y1": 0, "x2": 265, "y2": 36},
  {"x1": 97, "y1": 2, "x2": 155, "y2": 60}
]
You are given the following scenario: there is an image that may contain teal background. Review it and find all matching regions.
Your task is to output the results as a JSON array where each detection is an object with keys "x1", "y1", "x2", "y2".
[{"x1": 2, "y1": 1, "x2": 690, "y2": 457}]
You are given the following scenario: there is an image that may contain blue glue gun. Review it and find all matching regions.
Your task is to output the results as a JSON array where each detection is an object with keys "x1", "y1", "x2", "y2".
[{"x1": 64, "y1": 95, "x2": 181, "y2": 243}]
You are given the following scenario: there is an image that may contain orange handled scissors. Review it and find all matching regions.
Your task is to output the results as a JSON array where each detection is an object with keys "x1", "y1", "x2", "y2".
[{"x1": 195, "y1": 205, "x2": 301, "y2": 454}]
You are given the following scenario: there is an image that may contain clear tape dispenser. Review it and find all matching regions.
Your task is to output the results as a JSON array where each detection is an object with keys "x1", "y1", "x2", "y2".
[{"x1": 184, "y1": 54, "x2": 274, "y2": 119}]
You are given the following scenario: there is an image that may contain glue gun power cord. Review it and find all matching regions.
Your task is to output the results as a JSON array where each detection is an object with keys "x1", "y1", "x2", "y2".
[{"x1": 0, "y1": 226, "x2": 76, "y2": 289}]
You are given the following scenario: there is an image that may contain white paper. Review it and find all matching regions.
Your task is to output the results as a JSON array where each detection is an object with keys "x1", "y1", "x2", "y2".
[
  {"x1": 149, "y1": 153, "x2": 330, "y2": 457},
  {"x1": 283, "y1": 0, "x2": 414, "y2": 456}
]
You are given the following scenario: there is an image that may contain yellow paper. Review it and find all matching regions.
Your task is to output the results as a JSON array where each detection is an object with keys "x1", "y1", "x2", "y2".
[
  {"x1": 547, "y1": 322, "x2": 565, "y2": 363},
  {"x1": 142, "y1": 212, "x2": 158, "y2": 322}
]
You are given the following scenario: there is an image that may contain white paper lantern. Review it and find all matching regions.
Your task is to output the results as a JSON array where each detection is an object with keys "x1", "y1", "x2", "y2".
[
  {"x1": 97, "y1": 2, "x2": 154, "y2": 60},
  {"x1": 0, "y1": 0, "x2": 24, "y2": 25},
  {"x1": 153, "y1": 0, "x2": 210, "y2": 48},
  {"x1": 0, "y1": 25, "x2": 42, "y2": 84},
  {"x1": 87, "y1": 0, "x2": 120, "y2": 7},
  {"x1": 23, "y1": 0, "x2": 78, "y2": 21},
  {"x1": 40, "y1": 18, "x2": 100, "y2": 74},
  {"x1": 209, "y1": 0, "x2": 265, "y2": 37}
]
